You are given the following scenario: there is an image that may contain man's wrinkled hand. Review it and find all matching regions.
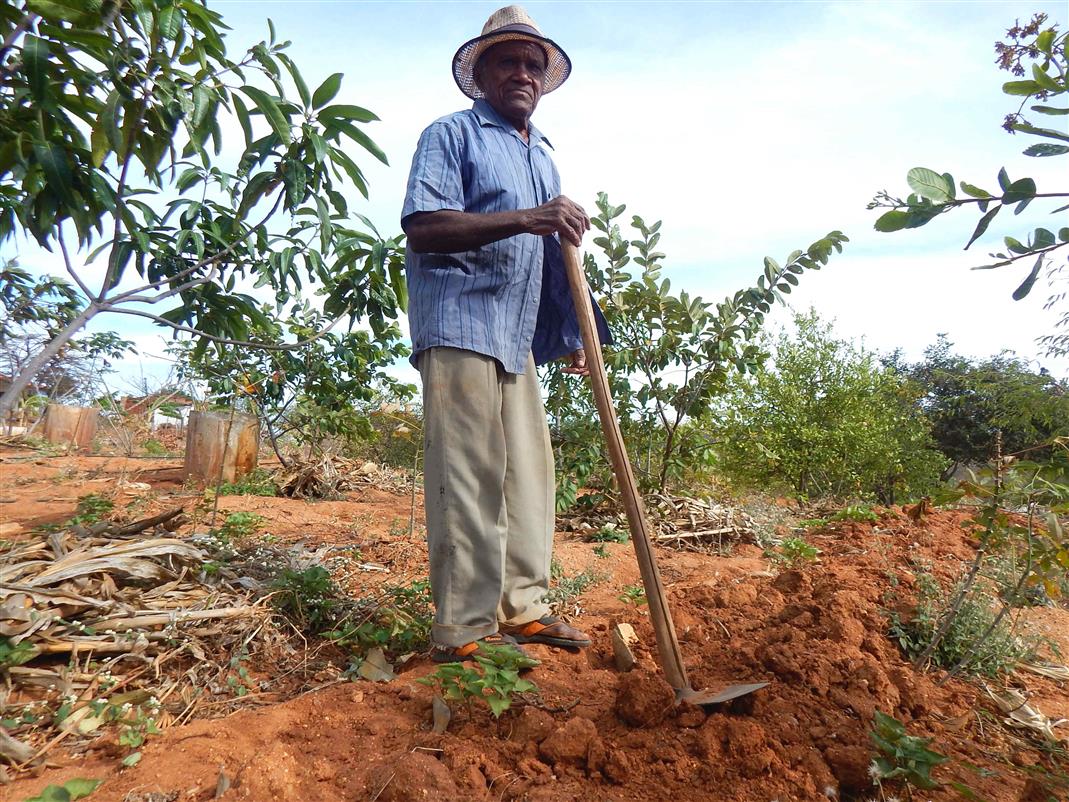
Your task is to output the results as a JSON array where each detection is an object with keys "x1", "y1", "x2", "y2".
[
  {"x1": 525, "y1": 196, "x2": 589, "y2": 247},
  {"x1": 561, "y1": 348, "x2": 589, "y2": 377}
]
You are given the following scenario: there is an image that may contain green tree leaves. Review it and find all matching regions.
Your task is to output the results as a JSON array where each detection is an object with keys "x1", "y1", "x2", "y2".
[
  {"x1": 869, "y1": 14, "x2": 1068, "y2": 351},
  {"x1": 240, "y1": 86, "x2": 292, "y2": 145},
  {"x1": 907, "y1": 168, "x2": 954, "y2": 203},
  {"x1": 543, "y1": 192, "x2": 847, "y2": 506},
  {"x1": 0, "y1": 0, "x2": 403, "y2": 417}
]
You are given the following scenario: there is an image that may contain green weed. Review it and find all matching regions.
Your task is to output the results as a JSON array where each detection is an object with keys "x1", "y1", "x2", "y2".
[
  {"x1": 0, "y1": 636, "x2": 36, "y2": 668},
  {"x1": 22, "y1": 778, "x2": 101, "y2": 802},
  {"x1": 869, "y1": 710, "x2": 949, "y2": 794},
  {"x1": 888, "y1": 573, "x2": 1037, "y2": 677},
  {"x1": 67, "y1": 494, "x2": 113, "y2": 526},
  {"x1": 771, "y1": 536, "x2": 821, "y2": 566},
  {"x1": 271, "y1": 565, "x2": 338, "y2": 633},
  {"x1": 618, "y1": 584, "x2": 647, "y2": 605},
  {"x1": 544, "y1": 561, "x2": 600, "y2": 614},
  {"x1": 219, "y1": 468, "x2": 277, "y2": 497},
  {"x1": 215, "y1": 511, "x2": 263, "y2": 544},
  {"x1": 589, "y1": 523, "x2": 628, "y2": 543},
  {"x1": 830, "y1": 504, "x2": 879, "y2": 523},
  {"x1": 418, "y1": 642, "x2": 538, "y2": 718},
  {"x1": 327, "y1": 580, "x2": 433, "y2": 658}
]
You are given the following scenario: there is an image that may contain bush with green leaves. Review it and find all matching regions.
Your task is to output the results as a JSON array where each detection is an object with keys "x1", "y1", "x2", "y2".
[
  {"x1": 888, "y1": 571, "x2": 1037, "y2": 678},
  {"x1": 418, "y1": 642, "x2": 538, "y2": 718},
  {"x1": 898, "y1": 335, "x2": 1069, "y2": 479},
  {"x1": 869, "y1": 710, "x2": 949, "y2": 794},
  {"x1": 541, "y1": 193, "x2": 847, "y2": 508},
  {"x1": 712, "y1": 310, "x2": 947, "y2": 503}
]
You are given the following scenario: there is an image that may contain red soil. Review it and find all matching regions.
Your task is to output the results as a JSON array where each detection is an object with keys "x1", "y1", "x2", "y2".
[{"x1": 1, "y1": 449, "x2": 1066, "y2": 802}]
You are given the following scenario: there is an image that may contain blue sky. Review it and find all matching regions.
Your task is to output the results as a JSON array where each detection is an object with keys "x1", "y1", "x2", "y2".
[{"x1": 3, "y1": 0, "x2": 1067, "y2": 392}]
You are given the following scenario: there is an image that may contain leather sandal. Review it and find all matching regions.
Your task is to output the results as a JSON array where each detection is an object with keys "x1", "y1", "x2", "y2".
[
  {"x1": 501, "y1": 615, "x2": 592, "y2": 648},
  {"x1": 430, "y1": 632, "x2": 538, "y2": 664}
]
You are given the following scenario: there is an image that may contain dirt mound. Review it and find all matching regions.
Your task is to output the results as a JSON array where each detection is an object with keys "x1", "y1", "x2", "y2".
[{"x1": 1, "y1": 451, "x2": 1066, "y2": 802}]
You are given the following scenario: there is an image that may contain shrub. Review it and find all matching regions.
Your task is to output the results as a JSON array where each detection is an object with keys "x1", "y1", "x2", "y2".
[
  {"x1": 711, "y1": 310, "x2": 947, "y2": 503},
  {"x1": 888, "y1": 572, "x2": 1036, "y2": 677}
]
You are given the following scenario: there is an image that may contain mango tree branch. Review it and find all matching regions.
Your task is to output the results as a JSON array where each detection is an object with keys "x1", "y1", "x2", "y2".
[
  {"x1": 0, "y1": 302, "x2": 101, "y2": 417},
  {"x1": 105, "y1": 193, "x2": 284, "y2": 305},
  {"x1": 104, "y1": 306, "x2": 343, "y2": 351},
  {"x1": 58, "y1": 225, "x2": 99, "y2": 303}
]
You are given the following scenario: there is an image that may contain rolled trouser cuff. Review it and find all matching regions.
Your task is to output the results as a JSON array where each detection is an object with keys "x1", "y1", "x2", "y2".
[{"x1": 432, "y1": 622, "x2": 500, "y2": 648}]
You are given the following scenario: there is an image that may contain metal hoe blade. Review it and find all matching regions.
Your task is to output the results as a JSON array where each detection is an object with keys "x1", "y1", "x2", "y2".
[{"x1": 679, "y1": 682, "x2": 769, "y2": 707}]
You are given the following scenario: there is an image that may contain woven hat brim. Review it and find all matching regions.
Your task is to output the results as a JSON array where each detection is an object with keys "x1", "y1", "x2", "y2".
[{"x1": 452, "y1": 30, "x2": 571, "y2": 100}]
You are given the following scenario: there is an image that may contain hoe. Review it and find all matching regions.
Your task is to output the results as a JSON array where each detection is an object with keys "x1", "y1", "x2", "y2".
[{"x1": 562, "y1": 241, "x2": 767, "y2": 707}]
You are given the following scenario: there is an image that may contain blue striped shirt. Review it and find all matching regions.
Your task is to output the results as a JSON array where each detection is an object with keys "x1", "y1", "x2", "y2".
[{"x1": 401, "y1": 99, "x2": 608, "y2": 375}]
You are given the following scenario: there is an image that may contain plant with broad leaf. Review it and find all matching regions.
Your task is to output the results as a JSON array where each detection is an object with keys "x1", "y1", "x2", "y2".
[
  {"x1": 867, "y1": 13, "x2": 1069, "y2": 355},
  {"x1": 0, "y1": 0, "x2": 406, "y2": 416},
  {"x1": 21, "y1": 778, "x2": 101, "y2": 802},
  {"x1": 418, "y1": 643, "x2": 539, "y2": 719},
  {"x1": 542, "y1": 192, "x2": 848, "y2": 507},
  {"x1": 869, "y1": 710, "x2": 949, "y2": 797}
]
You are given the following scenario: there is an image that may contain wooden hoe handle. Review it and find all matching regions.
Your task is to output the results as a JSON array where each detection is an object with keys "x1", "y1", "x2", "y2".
[{"x1": 560, "y1": 241, "x2": 690, "y2": 692}]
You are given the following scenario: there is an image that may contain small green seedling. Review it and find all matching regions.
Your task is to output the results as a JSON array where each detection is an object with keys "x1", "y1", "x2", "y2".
[
  {"x1": 618, "y1": 584, "x2": 647, "y2": 605},
  {"x1": 773, "y1": 537, "x2": 821, "y2": 566},
  {"x1": 590, "y1": 524, "x2": 628, "y2": 543},
  {"x1": 419, "y1": 642, "x2": 539, "y2": 718},
  {"x1": 22, "y1": 778, "x2": 101, "y2": 802},
  {"x1": 869, "y1": 710, "x2": 949, "y2": 795}
]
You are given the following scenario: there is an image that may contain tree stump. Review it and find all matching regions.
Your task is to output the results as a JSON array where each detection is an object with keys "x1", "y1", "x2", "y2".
[
  {"x1": 183, "y1": 410, "x2": 260, "y2": 486},
  {"x1": 43, "y1": 404, "x2": 98, "y2": 450}
]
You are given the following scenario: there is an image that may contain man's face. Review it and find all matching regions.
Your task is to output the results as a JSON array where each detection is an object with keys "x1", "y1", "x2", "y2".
[{"x1": 474, "y1": 40, "x2": 547, "y2": 130}]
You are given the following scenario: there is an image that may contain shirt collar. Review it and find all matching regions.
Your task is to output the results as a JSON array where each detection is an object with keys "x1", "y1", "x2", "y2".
[{"x1": 472, "y1": 98, "x2": 554, "y2": 149}]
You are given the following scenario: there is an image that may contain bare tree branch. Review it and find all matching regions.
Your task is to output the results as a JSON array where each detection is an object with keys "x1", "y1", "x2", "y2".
[{"x1": 58, "y1": 225, "x2": 99, "y2": 303}]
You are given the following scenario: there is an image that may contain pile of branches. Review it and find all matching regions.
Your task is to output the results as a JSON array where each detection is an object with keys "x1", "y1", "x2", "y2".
[
  {"x1": 560, "y1": 492, "x2": 757, "y2": 552},
  {"x1": 274, "y1": 455, "x2": 411, "y2": 499},
  {"x1": 646, "y1": 494, "x2": 757, "y2": 552},
  {"x1": 0, "y1": 509, "x2": 274, "y2": 776}
]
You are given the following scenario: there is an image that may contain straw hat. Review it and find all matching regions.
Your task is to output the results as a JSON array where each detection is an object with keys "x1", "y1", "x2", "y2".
[{"x1": 452, "y1": 5, "x2": 571, "y2": 100}]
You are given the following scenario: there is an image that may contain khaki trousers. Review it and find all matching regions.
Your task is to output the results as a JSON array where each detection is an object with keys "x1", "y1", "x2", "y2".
[{"x1": 419, "y1": 347, "x2": 554, "y2": 647}]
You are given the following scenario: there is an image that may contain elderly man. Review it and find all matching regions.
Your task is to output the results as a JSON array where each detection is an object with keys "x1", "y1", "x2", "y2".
[{"x1": 401, "y1": 6, "x2": 608, "y2": 663}]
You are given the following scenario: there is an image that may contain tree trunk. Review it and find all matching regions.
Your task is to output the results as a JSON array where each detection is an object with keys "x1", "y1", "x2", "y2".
[
  {"x1": 0, "y1": 303, "x2": 98, "y2": 417},
  {"x1": 183, "y1": 410, "x2": 260, "y2": 486},
  {"x1": 43, "y1": 404, "x2": 99, "y2": 450}
]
